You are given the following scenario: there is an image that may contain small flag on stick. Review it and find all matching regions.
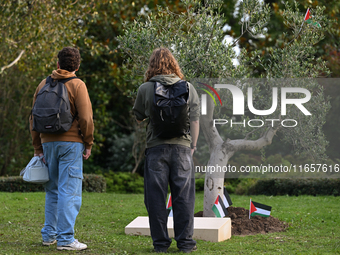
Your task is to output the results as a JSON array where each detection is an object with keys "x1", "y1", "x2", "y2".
[
  {"x1": 249, "y1": 199, "x2": 272, "y2": 218},
  {"x1": 290, "y1": 8, "x2": 321, "y2": 44},
  {"x1": 304, "y1": 8, "x2": 321, "y2": 27},
  {"x1": 304, "y1": 8, "x2": 311, "y2": 21},
  {"x1": 223, "y1": 187, "x2": 233, "y2": 208},
  {"x1": 166, "y1": 194, "x2": 173, "y2": 217},
  {"x1": 212, "y1": 195, "x2": 228, "y2": 218}
]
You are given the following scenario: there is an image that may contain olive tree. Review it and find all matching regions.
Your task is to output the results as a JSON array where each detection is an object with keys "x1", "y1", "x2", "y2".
[{"x1": 118, "y1": 0, "x2": 330, "y2": 216}]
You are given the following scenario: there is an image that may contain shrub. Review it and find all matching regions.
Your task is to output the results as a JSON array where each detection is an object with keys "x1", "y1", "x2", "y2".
[
  {"x1": 0, "y1": 174, "x2": 106, "y2": 193},
  {"x1": 103, "y1": 172, "x2": 211, "y2": 193},
  {"x1": 195, "y1": 178, "x2": 204, "y2": 192},
  {"x1": 105, "y1": 134, "x2": 135, "y2": 172},
  {"x1": 224, "y1": 179, "x2": 240, "y2": 194},
  {"x1": 235, "y1": 179, "x2": 258, "y2": 195},
  {"x1": 82, "y1": 174, "x2": 106, "y2": 193},
  {"x1": 0, "y1": 176, "x2": 45, "y2": 192},
  {"x1": 248, "y1": 178, "x2": 340, "y2": 196},
  {"x1": 104, "y1": 171, "x2": 144, "y2": 193}
]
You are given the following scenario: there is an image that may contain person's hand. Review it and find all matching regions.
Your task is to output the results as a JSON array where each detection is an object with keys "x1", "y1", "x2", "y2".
[
  {"x1": 83, "y1": 149, "x2": 91, "y2": 160},
  {"x1": 191, "y1": 148, "x2": 195, "y2": 156},
  {"x1": 34, "y1": 153, "x2": 45, "y2": 163}
]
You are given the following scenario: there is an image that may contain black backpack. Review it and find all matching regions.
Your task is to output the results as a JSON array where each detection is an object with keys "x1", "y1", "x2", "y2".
[
  {"x1": 31, "y1": 76, "x2": 79, "y2": 134},
  {"x1": 151, "y1": 80, "x2": 190, "y2": 139}
]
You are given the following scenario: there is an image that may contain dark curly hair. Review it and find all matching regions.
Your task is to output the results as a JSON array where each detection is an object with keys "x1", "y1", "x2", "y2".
[
  {"x1": 57, "y1": 47, "x2": 81, "y2": 72},
  {"x1": 145, "y1": 47, "x2": 184, "y2": 82}
]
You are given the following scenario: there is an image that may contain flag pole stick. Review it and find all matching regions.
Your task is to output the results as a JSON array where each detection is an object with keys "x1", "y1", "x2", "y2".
[
  {"x1": 288, "y1": 20, "x2": 305, "y2": 44},
  {"x1": 288, "y1": 8, "x2": 308, "y2": 44},
  {"x1": 297, "y1": 21, "x2": 305, "y2": 35},
  {"x1": 249, "y1": 198, "x2": 251, "y2": 219}
]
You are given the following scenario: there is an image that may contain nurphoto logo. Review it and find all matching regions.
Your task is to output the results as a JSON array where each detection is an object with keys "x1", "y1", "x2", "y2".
[{"x1": 197, "y1": 79, "x2": 312, "y2": 128}]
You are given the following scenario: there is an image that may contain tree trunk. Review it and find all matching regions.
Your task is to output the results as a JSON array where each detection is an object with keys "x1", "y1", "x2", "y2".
[
  {"x1": 203, "y1": 144, "x2": 234, "y2": 216},
  {"x1": 200, "y1": 94, "x2": 227, "y2": 216},
  {"x1": 199, "y1": 90, "x2": 279, "y2": 216}
]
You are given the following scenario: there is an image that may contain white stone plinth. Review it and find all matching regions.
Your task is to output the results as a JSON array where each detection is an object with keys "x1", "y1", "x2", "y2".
[{"x1": 125, "y1": 216, "x2": 231, "y2": 242}]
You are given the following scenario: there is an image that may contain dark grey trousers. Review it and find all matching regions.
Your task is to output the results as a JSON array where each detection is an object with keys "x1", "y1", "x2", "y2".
[{"x1": 144, "y1": 144, "x2": 196, "y2": 251}]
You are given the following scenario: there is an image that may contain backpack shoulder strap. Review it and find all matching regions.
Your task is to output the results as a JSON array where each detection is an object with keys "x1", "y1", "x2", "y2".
[{"x1": 45, "y1": 76, "x2": 52, "y2": 84}]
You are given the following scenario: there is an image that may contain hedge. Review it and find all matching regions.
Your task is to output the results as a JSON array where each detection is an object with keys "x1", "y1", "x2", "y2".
[
  {"x1": 0, "y1": 174, "x2": 106, "y2": 193},
  {"x1": 103, "y1": 171, "x2": 208, "y2": 193},
  {"x1": 103, "y1": 171, "x2": 144, "y2": 193},
  {"x1": 248, "y1": 178, "x2": 340, "y2": 196}
]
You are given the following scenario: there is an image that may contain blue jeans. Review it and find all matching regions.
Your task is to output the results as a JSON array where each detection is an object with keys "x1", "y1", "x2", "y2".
[
  {"x1": 41, "y1": 141, "x2": 84, "y2": 246},
  {"x1": 144, "y1": 144, "x2": 196, "y2": 251}
]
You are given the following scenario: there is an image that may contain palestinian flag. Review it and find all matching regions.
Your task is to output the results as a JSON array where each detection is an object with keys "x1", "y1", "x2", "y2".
[
  {"x1": 212, "y1": 195, "x2": 228, "y2": 218},
  {"x1": 304, "y1": 8, "x2": 311, "y2": 21},
  {"x1": 249, "y1": 199, "x2": 272, "y2": 218},
  {"x1": 304, "y1": 8, "x2": 321, "y2": 28},
  {"x1": 223, "y1": 187, "x2": 233, "y2": 208},
  {"x1": 166, "y1": 194, "x2": 173, "y2": 217}
]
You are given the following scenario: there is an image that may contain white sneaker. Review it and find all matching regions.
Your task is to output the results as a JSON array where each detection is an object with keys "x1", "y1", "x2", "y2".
[{"x1": 57, "y1": 239, "x2": 87, "y2": 251}]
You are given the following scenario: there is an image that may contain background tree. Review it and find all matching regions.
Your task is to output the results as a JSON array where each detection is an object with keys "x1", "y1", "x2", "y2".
[
  {"x1": 118, "y1": 0, "x2": 331, "y2": 216},
  {"x1": 221, "y1": 0, "x2": 340, "y2": 160},
  {"x1": 75, "y1": 0, "x2": 186, "y2": 174},
  {"x1": 0, "y1": 0, "x2": 95, "y2": 176},
  {"x1": 1, "y1": 0, "x2": 337, "y2": 188},
  {"x1": 0, "y1": 0, "x2": 186, "y2": 176}
]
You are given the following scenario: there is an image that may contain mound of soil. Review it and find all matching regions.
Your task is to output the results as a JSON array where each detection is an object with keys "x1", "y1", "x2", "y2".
[{"x1": 194, "y1": 206, "x2": 288, "y2": 236}]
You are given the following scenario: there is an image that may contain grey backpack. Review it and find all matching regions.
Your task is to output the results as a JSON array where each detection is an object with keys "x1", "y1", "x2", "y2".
[{"x1": 31, "y1": 76, "x2": 79, "y2": 134}]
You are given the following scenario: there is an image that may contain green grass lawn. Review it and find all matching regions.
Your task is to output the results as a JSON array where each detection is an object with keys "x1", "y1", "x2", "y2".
[{"x1": 0, "y1": 192, "x2": 339, "y2": 254}]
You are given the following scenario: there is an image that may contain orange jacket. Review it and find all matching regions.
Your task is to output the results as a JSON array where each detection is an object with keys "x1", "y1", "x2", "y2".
[{"x1": 30, "y1": 69, "x2": 94, "y2": 154}]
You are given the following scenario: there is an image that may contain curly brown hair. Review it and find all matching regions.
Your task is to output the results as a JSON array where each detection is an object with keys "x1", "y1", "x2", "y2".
[
  {"x1": 57, "y1": 47, "x2": 81, "y2": 72},
  {"x1": 145, "y1": 47, "x2": 184, "y2": 81}
]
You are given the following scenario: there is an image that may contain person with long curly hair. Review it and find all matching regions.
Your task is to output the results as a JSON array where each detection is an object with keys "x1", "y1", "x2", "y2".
[{"x1": 133, "y1": 47, "x2": 200, "y2": 253}]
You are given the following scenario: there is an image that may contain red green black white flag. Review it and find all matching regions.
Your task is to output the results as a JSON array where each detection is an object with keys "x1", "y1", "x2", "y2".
[
  {"x1": 249, "y1": 199, "x2": 272, "y2": 218},
  {"x1": 223, "y1": 187, "x2": 233, "y2": 208},
  {"x1": 304, "y1": 8, "x2": 311, "y2": 21},
  {"x1": 304, "y1": 8, "x2": 321, "y2": 27},
  {"x1": 166, "y1": 194, "x2": 173, "y2": 217},
  {"x1": 212, "y1": 195, "x2": 228, "y2": 218}
]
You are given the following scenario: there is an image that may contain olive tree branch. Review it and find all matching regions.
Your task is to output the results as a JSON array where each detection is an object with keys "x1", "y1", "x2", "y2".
[{"x1": 0, "y1": 50, "x2": 25, "y2": 74}]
